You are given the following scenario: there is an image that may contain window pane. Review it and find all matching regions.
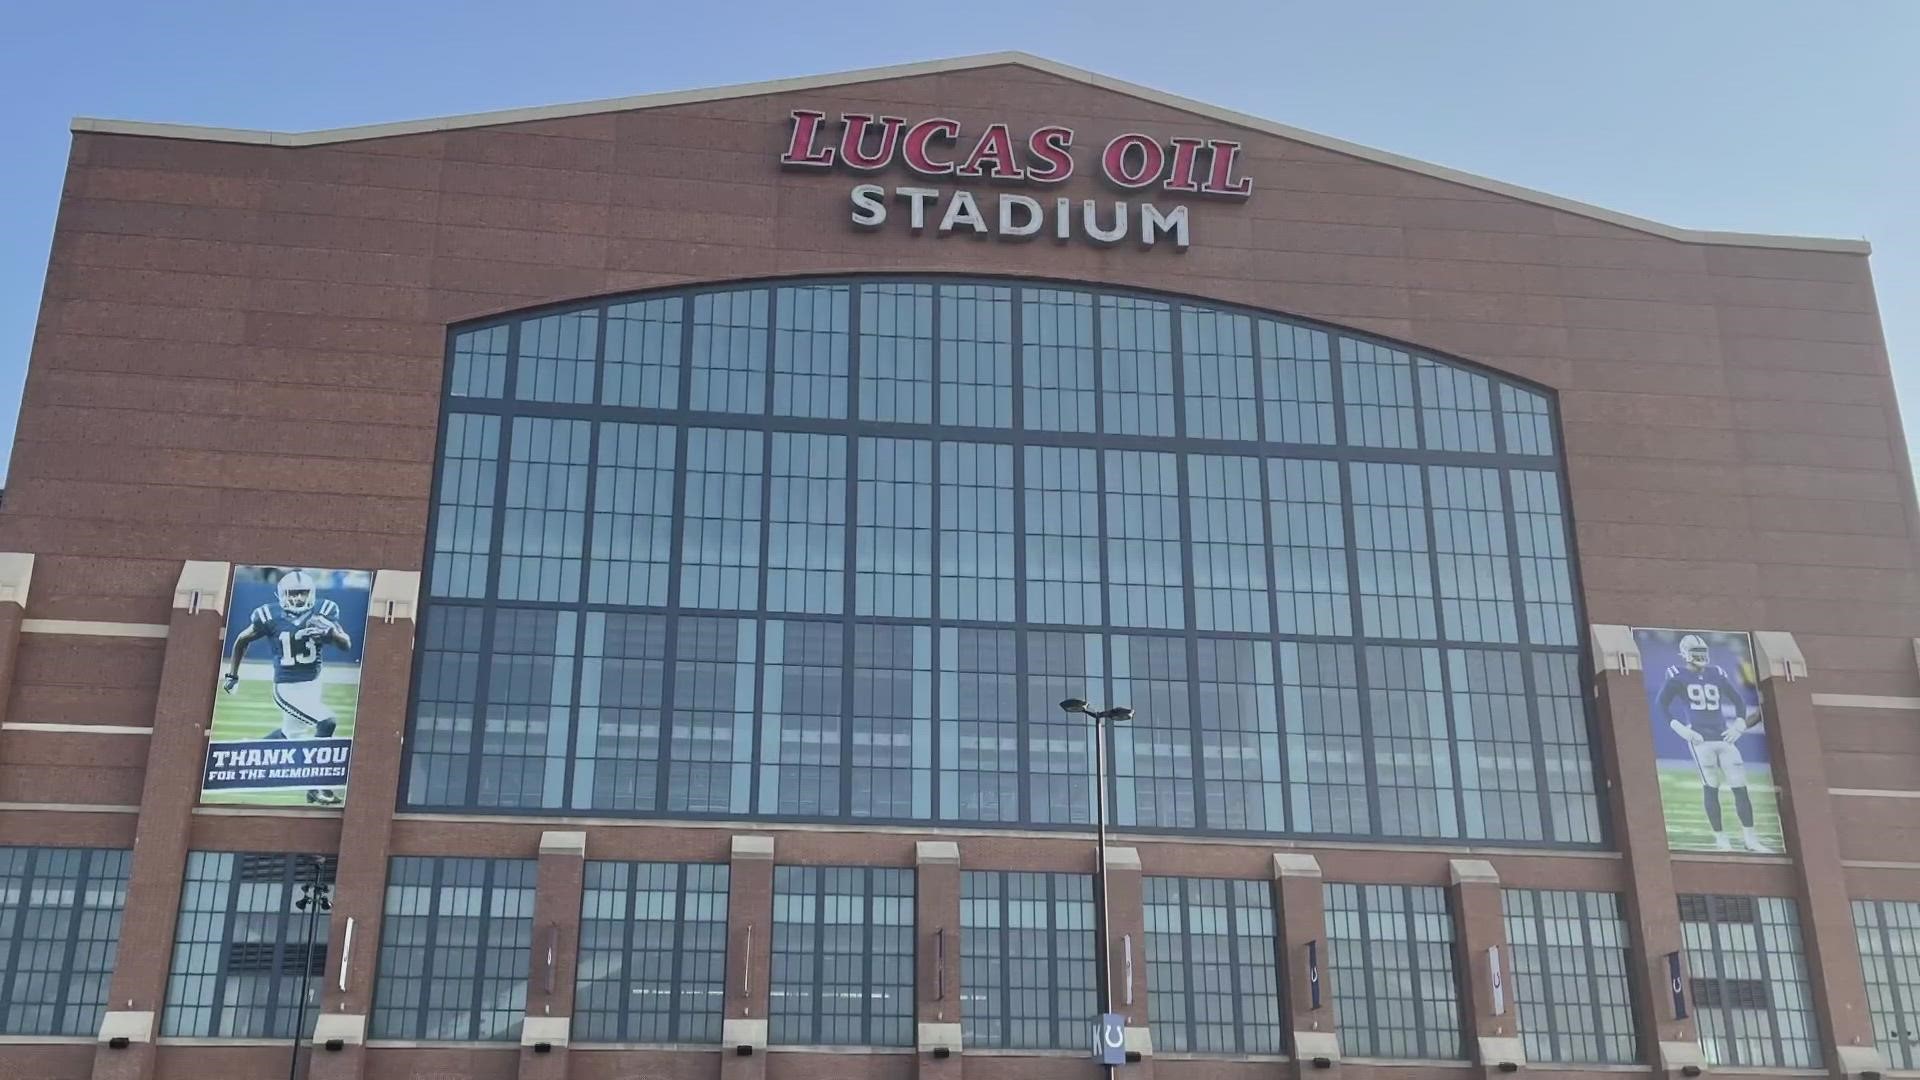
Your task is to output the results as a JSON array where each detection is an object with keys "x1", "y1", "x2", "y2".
[
  {"x1": 1503, "y1": 889, "x2": 1637, "y2": 1064},
  {"x1": 1450, "y1": 649, "x2": 1542, "y2": 842},
  {"x1": 0, "y1": 847, "x2": 131, "y2": 1037},
  {"x1": 770, "y1": 866, "x2": 914, "y2": 1046},
  {"x1": 938, "y1": 442, "x2": 1014, "y2": 622},
  {"x1": 759, "y1": 620, "x2": 844, "y2": 817},
  {"x1": 1341, "y1": 338, "x2": 1417, "y2": 449},
  {"x1": 1854, "y1": 899, "x2": 1920, "y2": 1070},
  {"x1": 571, "y1": 612, "x2": 668, "y2": 812},
  {"x1": 1368, "y1": 647, "x2": 1458, "y2": 840},
  {"x1": 1022, "y1": 289, "x2": 1095, "y2": 432},
  {"x1": 939, "y1": 628, "x2": 1019, "y2": 824},
  {"x1": 1182, "y1": 308, "x2": 1257, "y2": 440},
  {"x1": 1418, "y1": 358, "x2": 1496, "y2": 452},
  {"x1": 1350, "y1": 462, "x2": 1435, "y2": 639},
  {"x1": 498, "y1": 416, "x2": 589, "y2": 603},
  {"x1": 860, "y1": 283, "x2": 932, "y2": 424},
  {"x1": 371, "y1": 857, "x2": 535, "y2": 1041},
  {"x1": 690, "y1": 289, "x2": 768, "y2": 414},
  {"x1": 1430, "y1": 465, "x2": 1517, "y2": 643},
  {"x1": 1197, "y1": 638, "x2": 1284, "y2": 833},
  {"x1": 1188, "y1": 455, "x2": 1269, "y2": 633},
  {"x1": 667, "y1": 617, "x2": 756, "y2": 815},
  {"x1": 1026, "y1": 631, "x2": 1102, "y2": 826},
  {"x1": 766, "y1": 432, "x2": 845, "y2": 614},
  {"x1": 1281, "y1": 643, "x2": 1367, "y2": 835},
  {"x1": 576, "y1": 862, "x2": 728, "y2": 1042},
  {"x1": 430, "y1": 413, "x2": 499, "y2": 599},
  {"x1": 680, "y1": 428, "x2": 764, "y2": 611},
  {"x1": 1537, "y1": 652, "x2": 1603, "y2": 844},
  {"x1": 1111, "y1": 635, "x2": 1195, "y2": 829},
  {"x1": 1100, "y1": 295, "x2": 1175, "y2": 436},
  {"x1": 406, "y1": 605, "x2": 484, "y2": 807},
  {"x1": 1145, "y1": 877, "x2": 1282, "y2": 1054},
  {"x1": 162, "y1": 853, "x2": 334, "y2": 1039},
  {"x1": 588, "y1": 423, "x2": 675, "y2": 607},
  {"x1": 1024, "y1": 446, "x2": 1101, "y2": 625},
  {"x1": 478, "y1": 608, "x2": 575, "y2": 809},
  {"x1": 1511, "y1": 470, "x2": 1576, "y2": 646},
  {"x1": 938, "y1": 284, "x2": 1013, "y2": 428},
  {"x1": 856, "y1": 437, "x2": 931, "y2": 618},
  {"x1": 1105, "y1": 449, "x2": 1184, "y2": 630},
  {"x1": 514, "y1": 310, "x2": 597, "y2": 404},
  {"x1": 1681, "y1": 894, "x2": 1821, "y2": 1068},
  {"x1": 604, "y1": 297, "x2": 682, "y2": 409},
  {"x1": 451, "y1": 324, "x2": 507, "y2": 400},
  {"x1": 1324, "y1": 883, "x2": 1461, "y2": 1059},
  {"x1": 1269, "y1": 458, "x2": 1350, "y2": 636},
  {"x1": 773, "y1": 285, "x2": 849, "y2": 419},
  {"x1": 852, "y1": 625, "x2": 932, "y2": 820},
  {"x1": 1259, "y1": 318, "x2": 1334, "y2": 444},
  {"x1": 1502, "y1": 384, "x2": 1555, "y2": 455},
  {"x1": 961, "y1": 871, "x2": 1094, "y2": 1049}
]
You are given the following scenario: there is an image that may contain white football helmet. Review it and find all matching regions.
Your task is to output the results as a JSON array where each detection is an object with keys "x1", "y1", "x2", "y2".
[
  {"x1": 277, "y1": 570, "x2": 317, "y2": 615},
  {"x1": 1679, "y1": 633, "x2": 1710, "y2": 670}
]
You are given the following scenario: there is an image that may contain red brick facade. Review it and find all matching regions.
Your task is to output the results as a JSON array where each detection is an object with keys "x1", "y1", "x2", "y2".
[{"x1": 0, "y1": 55, "x2": 1912, "y2": 1080}]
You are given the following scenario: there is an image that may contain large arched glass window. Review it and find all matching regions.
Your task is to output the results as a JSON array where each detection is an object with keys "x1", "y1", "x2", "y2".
[{"x1": 407, "y1": 276, "x2": 1601, "y2": 847}]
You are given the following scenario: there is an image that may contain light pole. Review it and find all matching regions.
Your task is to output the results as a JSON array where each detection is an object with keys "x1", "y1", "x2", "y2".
[
  {"x1": 289, "y1": 854, "x2": 333, "y2": 1080},
  {"x1": 1058, "y1": 696, "x2": 1132, "y2": 1072}
]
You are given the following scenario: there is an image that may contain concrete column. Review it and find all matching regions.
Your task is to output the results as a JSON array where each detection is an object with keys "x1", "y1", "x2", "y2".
[
  {"x1": 519, "y1": 830, "x2": 586, "y2": 1080},
  {"x1": 1103, "y1": 845, "x2": 1152, "y2": 1076},
  {"x1": 1449, "y1": 859, "x2": 1522, "y2": 1075},
  {"x1": 308, "y1": 570, "x2": 419, "y2": 1080},
  {"x1": 1753, "y1": 632, "x2": 1882, "y2": 1079},
  {"x1": 915, "y1": 840, "x2": 962, "y2": 1079},
  {"x1": 0, "y1": 552, "x2": 33, "y2": 730},
  {"x1": 1591, "y1": 624, "x2": 1700, "y2": 1078},
  {"x1": 91, "y1": 560, "x2": 229, "y2": 1080},
  {"x1": 1273, "y1": 853, "x2": 1338, "y2": 1080},
  {"x1": 720, "y1": 833, "x2": 774, "y2": 1080}
]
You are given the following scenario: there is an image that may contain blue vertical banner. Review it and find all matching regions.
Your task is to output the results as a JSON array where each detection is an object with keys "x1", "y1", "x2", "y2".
[
  {"x1": 201, "y1": 566, "x2": 373, "y2": 808},
  {"x1": 1668, "y1": 951, "x2": 1689, "y2": 1019},
  {"x1": 1093, "y1": 1013, "x2": 1127, "y2": 1065},
  {"x1": 1307, "y1": 939, "x2": 1321, "y2": 1009}
]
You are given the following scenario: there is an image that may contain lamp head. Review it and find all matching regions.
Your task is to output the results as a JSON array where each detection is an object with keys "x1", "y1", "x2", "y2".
[
  {"x1": 1058, "y1": 698, "x2": 1088, "y2": 714},
  {"x1": 1105, "y1": 705, "x2": 1134, "y2": 723}
]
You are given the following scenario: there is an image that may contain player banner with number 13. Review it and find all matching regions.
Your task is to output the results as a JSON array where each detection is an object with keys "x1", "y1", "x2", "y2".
[
  {"x1": 1632, "y1": 627, "x2": 1785, "y2": 855},
  {"x1": 200, "y1": 565, "x2": 373, "y2": 808}
]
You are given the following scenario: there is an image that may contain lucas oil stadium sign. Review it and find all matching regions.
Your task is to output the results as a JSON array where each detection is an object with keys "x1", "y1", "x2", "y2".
[{"x1": 780, "y1": 109, "x2": 1254, "y2": 251}]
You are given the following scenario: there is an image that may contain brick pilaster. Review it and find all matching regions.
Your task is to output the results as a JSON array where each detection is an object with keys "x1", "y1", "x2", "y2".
[
  {"x1": 1591, "y1": 624, "x2": 1699, "y2": 1078},
  {"x1": 91, "y1": 561, "x2": 229, "y2": 1080},
  {"x1": 519, "y1": 830, "x2": 586, "y2": 1080},
  {"x1": 1273, "y1": 853, "x2": 1338, "y2": 1080},
  {"x1": 308, "y1": 570, "x2": 419, "y2": 1080},
  {"x1": 1449, "y1": 859, "x2": 1521, "y2": 1076},
  {"x1": 720, "y1": 834, "x2": 774, "y2": 1080},
  {"x1": 915, "y1": 840, "x2": 962, "y2": 1079},
  {"x1": 0, "y1": 552, "x2": 33, "y2": 730},
  {"x1": 1754, "y1": 632, "x2": 1882, "y2": 1078}
]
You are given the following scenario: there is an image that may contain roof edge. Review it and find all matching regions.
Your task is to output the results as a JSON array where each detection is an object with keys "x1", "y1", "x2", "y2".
[{"x1": 69, "y1": 51, "x2": 1870, "y2": 256}]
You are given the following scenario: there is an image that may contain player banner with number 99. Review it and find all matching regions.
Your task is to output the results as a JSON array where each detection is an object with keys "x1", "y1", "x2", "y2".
[
  {"x1": 1631, "y1": 627, "x2": 1785, "y2": 855},
  {"x1": 200, "y1": 565, "x2": 373, "y2": 808}
]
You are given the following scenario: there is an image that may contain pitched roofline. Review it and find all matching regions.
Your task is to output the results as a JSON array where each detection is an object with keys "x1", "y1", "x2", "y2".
[{"x1": 71, "y1": 50, "x2": 1869, "y2": 255}]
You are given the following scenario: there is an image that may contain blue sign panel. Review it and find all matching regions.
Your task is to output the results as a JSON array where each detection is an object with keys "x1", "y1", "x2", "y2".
[{"x1": 1093, "y1": 1012, "x2": 1126, "y2": 1065}]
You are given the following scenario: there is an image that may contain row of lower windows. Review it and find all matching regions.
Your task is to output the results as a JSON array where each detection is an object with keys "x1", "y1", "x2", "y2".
[
  {"x1": 409, "y1": 616, "x2": 1602, "y2": 847},
  {"x1": 5, "y1": 845, "x2": 1894, "y2": 1068}
]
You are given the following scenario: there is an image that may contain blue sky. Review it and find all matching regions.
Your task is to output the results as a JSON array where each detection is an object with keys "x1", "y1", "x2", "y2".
[{"x1": 1, "y1": 1, "x2": 1914, "y2": 482}]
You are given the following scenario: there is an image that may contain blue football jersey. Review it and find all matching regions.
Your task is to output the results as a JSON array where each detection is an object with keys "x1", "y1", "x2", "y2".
[
  {"x1": 1656, "y1": 663, "x2": 1748, "y2": 738},
  {"x1": 248, "y1": 599, "x2": 342, "y2": 685}
]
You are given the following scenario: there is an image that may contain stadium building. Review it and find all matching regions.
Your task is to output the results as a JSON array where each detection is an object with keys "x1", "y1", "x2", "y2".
[{"x1": 0, "y1": 52, "x2": 1915, "y2": 1080}]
